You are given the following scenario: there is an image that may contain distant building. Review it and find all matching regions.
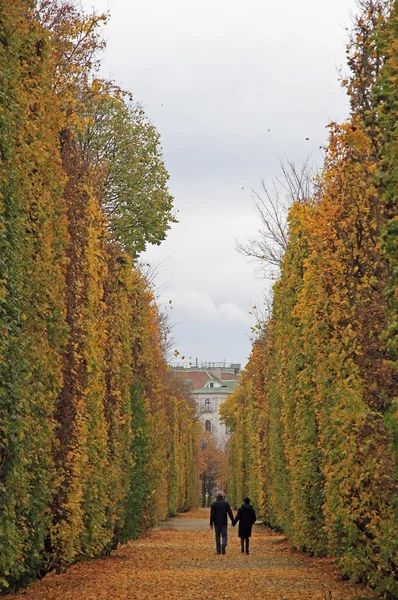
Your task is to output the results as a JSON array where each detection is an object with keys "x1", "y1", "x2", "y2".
[{"x1": 171, "y1": 362, "x2": 241, "y2": 446}]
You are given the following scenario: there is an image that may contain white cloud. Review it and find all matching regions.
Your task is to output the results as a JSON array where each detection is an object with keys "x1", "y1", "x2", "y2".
[
  {"x1": 219, "y1": 302, "x2": 250, "y2": 324},
  {"x1": 161, "y1": 290, "x2": 251, "y2": 325},
  {"x1": 83, "y1": 0, "x2": 359, "y2": 365},
  {"x1": 163, "y1": 289, "x2": 220, "y2": 322}
]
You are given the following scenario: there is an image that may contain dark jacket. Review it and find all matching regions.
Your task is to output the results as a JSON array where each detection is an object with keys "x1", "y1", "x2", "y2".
[
  {"x1": 210, "y1": 497, "x2": 234, "y2": 527},
  {"x1": 233, "y1": 503, "x2": 256, "y2": 538}
]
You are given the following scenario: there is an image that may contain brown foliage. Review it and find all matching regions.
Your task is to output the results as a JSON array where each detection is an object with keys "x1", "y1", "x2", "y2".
[{"x1": 9, "y1": 510, "x2": 377, "y2": 600}]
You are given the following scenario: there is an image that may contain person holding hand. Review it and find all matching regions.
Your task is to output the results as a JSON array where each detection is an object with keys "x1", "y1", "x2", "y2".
[
  {"x1": 210, "y1": 492, "x2": 234, "y2": 555},
  {"x1": 233, "y1": 497, "x2": 256, "y2": 554}
]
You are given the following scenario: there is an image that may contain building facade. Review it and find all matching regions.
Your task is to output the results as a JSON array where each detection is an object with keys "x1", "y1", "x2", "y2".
[{"x1": 172, "y1": 362, "x2": 241, "y2": 446}]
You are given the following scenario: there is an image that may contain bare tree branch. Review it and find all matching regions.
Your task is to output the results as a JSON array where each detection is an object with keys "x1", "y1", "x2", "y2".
[{"x1": 236, "y1": 158, "x2": 316, "y2": 279}]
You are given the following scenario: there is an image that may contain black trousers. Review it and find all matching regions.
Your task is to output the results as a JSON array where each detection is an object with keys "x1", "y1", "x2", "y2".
[{"x1": 240, "y1": 537, "x2": 250, "y2": 553}]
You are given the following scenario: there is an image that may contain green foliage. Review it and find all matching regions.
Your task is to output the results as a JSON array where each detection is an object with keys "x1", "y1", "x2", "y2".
[
  {"x1": 224, "y1": 3, "x2": 398, "y2": 596},
  {"x1": 80, "y1": 91, "x2": 176, "y2": 256},
  {"x1": 0, "y1": 0, "x2": 198, "y2": 592},
  {"x1": 373, "y1": 2, "x2": 398, "y2": 588},
  {"x1": 0, "y1": 0, "x2": 67, "y2": 589},
  {"x1": 374, "y1": 0, "x2": 398, "y2": 362},
  {"x1": 167, "y1": 382, "x2": 200, "y2": 516},
  {"x1": 102, "y1": 248, "x2": 134, "y2": 549},
  {"x1": 120, "y1": 382, "x2": 151, "y2": 541},
  {"x1": 49, "y1": 129, "x2": 111, "y2": 568}
]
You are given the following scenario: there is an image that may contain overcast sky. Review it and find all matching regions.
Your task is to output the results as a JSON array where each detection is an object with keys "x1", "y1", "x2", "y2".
[{"x1": 83, "y1": 0, "x2": 358, "y2": 368}]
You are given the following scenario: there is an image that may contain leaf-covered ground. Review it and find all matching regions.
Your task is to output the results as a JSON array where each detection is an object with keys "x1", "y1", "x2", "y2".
[{"x1": 10, "y1": 509, "x2": 378, "y2": 600}]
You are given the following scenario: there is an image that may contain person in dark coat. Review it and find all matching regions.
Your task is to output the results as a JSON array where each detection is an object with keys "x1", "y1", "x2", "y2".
[
  {"x1": 210, "y1": 492, "x2": 234, "y2": 554},
  {"x1": 233, "y1": 497, "x2": 256, "y2": 554}
]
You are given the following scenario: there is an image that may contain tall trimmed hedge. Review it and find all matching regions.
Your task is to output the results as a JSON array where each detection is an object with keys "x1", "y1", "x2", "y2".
[
  {"x1": 222, "y1": 2, "x2": 397, "y2": 596},
  {"x1": 0, "y1": 0, "x2": 199, "y2": 592}
]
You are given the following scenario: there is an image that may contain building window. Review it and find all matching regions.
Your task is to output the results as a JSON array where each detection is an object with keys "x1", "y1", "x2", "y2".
[
  {"x1": 205, "y1": 399, "x2": 211, "y2": 412},
  {"x1": 205, "y1": 420, "x2": 211, "y2": 432},
  {"x1": 209, "y1": 381, "x2": 214, "y2": 388}
]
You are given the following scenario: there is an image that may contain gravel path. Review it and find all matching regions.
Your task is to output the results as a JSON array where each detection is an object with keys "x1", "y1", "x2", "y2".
[{"x1": 10, "y1": 509, "x2": 379, "y2": 600}]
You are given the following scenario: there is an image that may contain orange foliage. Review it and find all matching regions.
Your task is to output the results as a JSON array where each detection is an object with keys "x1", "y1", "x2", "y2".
[
  {"x1": 199, "y1": 431, "x2": 228, "y2": 506},
  {"x1": 224, "y1": 118, "x2": 397, "y2": 595},
  {"x1": 0, "y1": 0, "x2": 198, "y2": 591},
  {"x1": 9, "y1": 509, "x2": 376, "y2": 600}
]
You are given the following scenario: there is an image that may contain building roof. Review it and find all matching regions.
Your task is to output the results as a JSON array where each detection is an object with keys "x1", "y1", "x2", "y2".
[
  {"x1": 172, "y1": 367, "x2": 240, "y2": 394},
  {"x1": 182, "y1": 371, "x2": 212, "y2": 390},
  {"x1": 221, "y1": 372, "x2": 239, "y2": 381}
]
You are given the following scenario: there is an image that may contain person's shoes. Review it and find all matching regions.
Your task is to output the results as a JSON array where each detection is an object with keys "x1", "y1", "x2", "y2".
[
  {"x1": 246, "y1": 551, "x2": 249, "y2": 554},
  {"x1": 241, "y1": 548, "x2": 244, "y2": 553},
  {"x1": 221, "y1": 545, "x2": 226, "y2": 554}
]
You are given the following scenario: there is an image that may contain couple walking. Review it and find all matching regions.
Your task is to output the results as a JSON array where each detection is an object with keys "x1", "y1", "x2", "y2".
[{"x1": 210, "y1": 492, "x2": 256, "y2": 555}]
